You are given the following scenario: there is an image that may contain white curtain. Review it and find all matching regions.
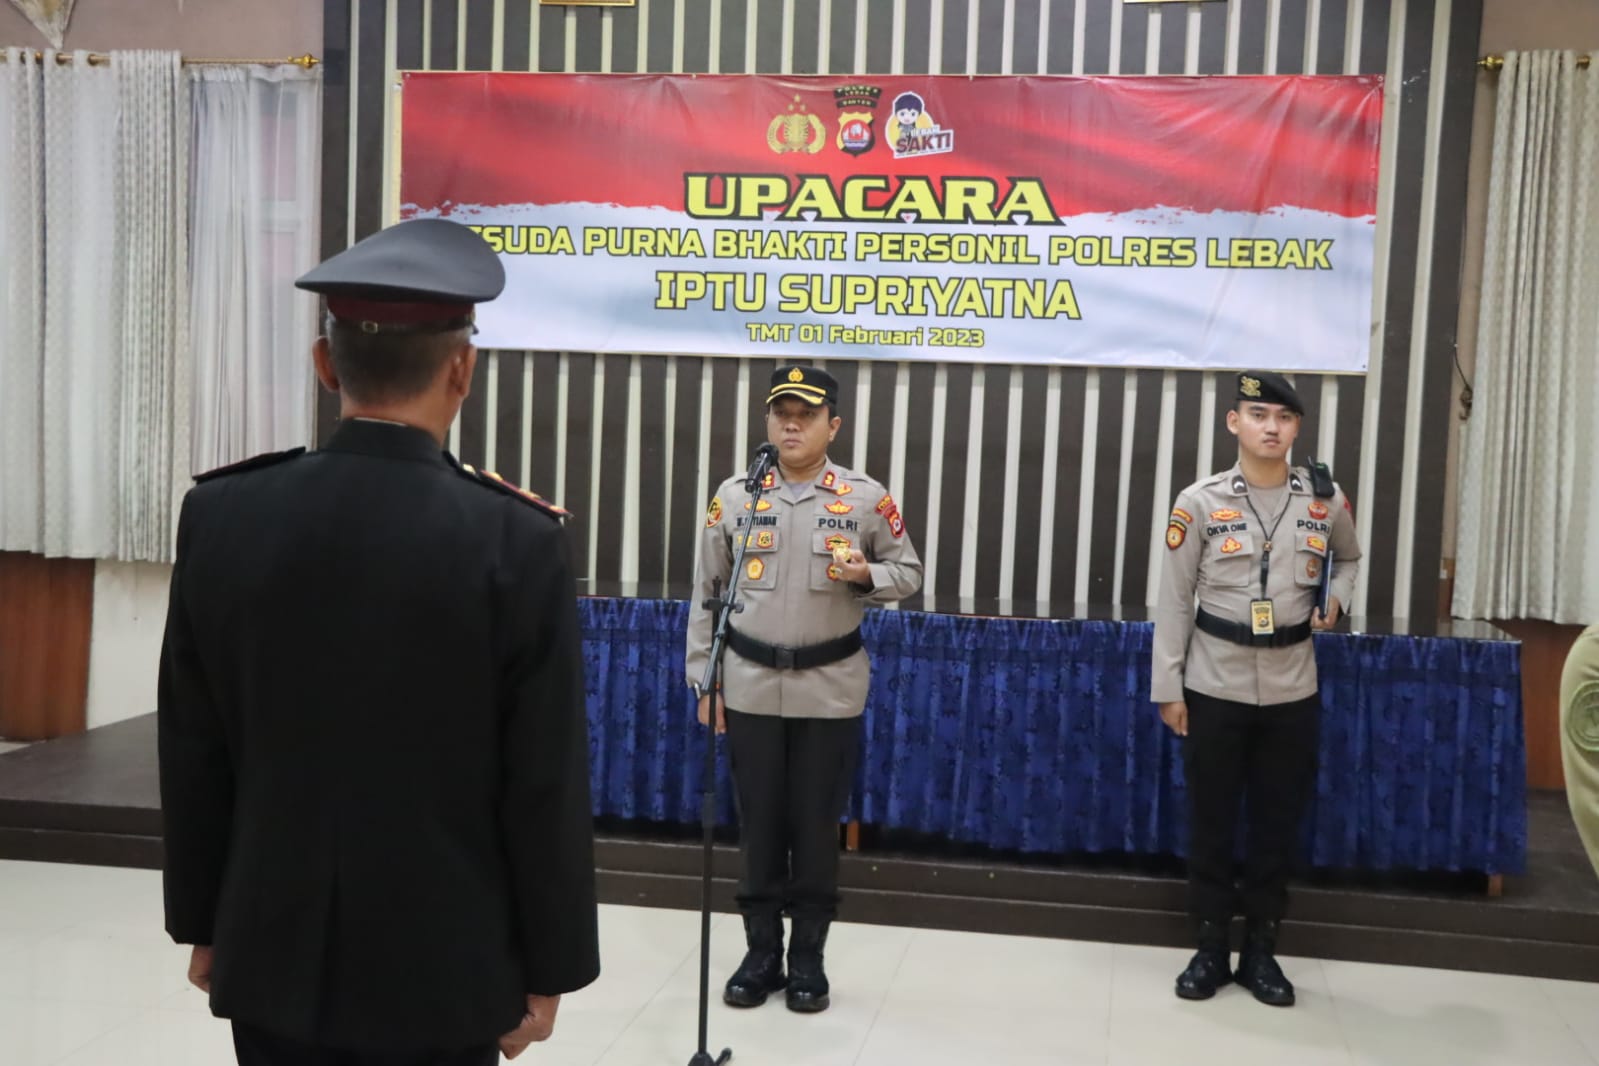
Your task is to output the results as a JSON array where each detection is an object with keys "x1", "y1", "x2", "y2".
[
  {"x1": 188, "y1": 64, "x2": 321, "y2": 473},
  {"x1": 0, "y1": 49, "x2": 44, "y2": 551},
  {"x1": 115, "y1": 50, "x2": 189, "y2": 562},
  {"x1": 1454, "y1": 51, "x2": 1599, "y2": 624},
  {"x1": 40, "y1": 50, "x2": 122, "y2": 559},
  {"x1": 0, "y1": 51, "x2": 318, "y2": 563},
  {"x1": 0, "y1": 50, "x2": 187, "y2": 562}
]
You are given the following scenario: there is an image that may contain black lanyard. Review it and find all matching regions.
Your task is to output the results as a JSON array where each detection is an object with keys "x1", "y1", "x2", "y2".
[{"x1": 1241, "y1": 487, "x2": 1293, "y2": 599}]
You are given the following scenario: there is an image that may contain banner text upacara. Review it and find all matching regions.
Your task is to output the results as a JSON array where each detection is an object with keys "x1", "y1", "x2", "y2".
[{"x1": 684, "y1": 174, "x2": 1060, "y2": 224}]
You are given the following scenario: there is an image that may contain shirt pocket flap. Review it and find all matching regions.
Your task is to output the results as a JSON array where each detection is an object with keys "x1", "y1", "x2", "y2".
[
  {"x1": 733, "y1": 529, "x2": 779, "y2": 552},
  {"x1": 813, "y1": 531, "x2": 857, "y2": 557},
  {"x1": 1296, "y1": 530, "x2": 1329, "y2": 557},
  {"x1": 1208, "y1": 529, "x2": 1255, "y2": 560}
]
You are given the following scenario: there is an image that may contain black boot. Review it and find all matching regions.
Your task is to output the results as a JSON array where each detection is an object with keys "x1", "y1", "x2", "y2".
[
  {"x1": 723, "y1": 914, "x2": 786, "y2": 1008},
  {"x1": 785, "y1": 918, "x2": 831, "y2": 1013},
  {"x1": 1174, "y1": 919, "x2": 1233, "y2": 1001},
  {"x1": 1235, "y1": 919, "x2": 1295, "y2": 1006}
]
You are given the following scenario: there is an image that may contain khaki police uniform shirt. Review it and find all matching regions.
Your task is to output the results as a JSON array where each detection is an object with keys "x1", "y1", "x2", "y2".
[
  {"x1": 1152, "y1": 463, "x2": 1362, "y2": 706},
  {"x1": 1561, "y1": 625, "x2": 1599, "y2": 881},
  {"x1": 685, "y1": 461, "x2": 924, "y2": 718}
]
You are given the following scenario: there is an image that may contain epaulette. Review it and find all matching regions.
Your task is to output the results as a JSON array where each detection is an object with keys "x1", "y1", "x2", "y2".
[
  {"x1": 458, "y1": 463, "x2": 572, "y2": 521},
  {"x1": 194, "y1": 447, "x2": 306, "y2": 483}
]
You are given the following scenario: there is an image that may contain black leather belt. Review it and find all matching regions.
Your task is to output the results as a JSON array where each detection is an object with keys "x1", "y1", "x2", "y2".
[
  {"x1": 727, "y1": 627, "x2": 863, "y2": 670},
  {"x1": 1195, "y1": 607, "x2": 1312, "y2": 649}
]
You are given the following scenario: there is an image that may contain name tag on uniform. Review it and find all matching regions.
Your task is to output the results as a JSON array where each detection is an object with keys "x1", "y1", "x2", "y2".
[{"x1": 1250, "y1": 599, "x2": 1276, "y2": 636}]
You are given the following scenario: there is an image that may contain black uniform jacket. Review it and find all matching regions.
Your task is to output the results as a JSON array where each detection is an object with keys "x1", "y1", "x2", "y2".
[{"x1": 158, "y1": 419, "x2": 600, "y2": 1052}]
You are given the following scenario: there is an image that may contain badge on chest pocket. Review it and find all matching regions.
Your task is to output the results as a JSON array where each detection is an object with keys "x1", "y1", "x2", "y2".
[{"x1": 1206, "y1": 529, "x2": 1255, "y2": 585}]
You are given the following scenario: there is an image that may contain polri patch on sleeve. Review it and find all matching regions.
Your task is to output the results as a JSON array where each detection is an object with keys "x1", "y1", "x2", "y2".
[
  {"x1": 706, "y1": 496, "x2": 723, "y2": 527},
  {"x1": 1166, "y1": 522, "x2": 1187, "y2": 550}
]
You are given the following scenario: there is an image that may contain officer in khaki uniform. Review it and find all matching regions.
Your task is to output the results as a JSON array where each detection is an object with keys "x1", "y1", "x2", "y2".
[
  {"x1": 686, "y1": 365, "x2": 922, "y2": 1014},
  {"x1": 1561, "y1": 625, "x2": 1599, "y2": 881},
  {"x1": 1152, "y1": 370, "x2": 1360, "y2": 1007}
]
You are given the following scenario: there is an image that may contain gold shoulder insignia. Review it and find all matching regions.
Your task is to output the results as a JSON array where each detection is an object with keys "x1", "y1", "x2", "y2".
[{"x1": 458, "y1": 464, "x2": 571, "y2": 520}]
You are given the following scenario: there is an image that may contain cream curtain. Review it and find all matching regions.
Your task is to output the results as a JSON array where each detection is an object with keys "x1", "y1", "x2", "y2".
[
  {"x1": 0, "y1": 49, "x2": 44, "y2": 551},
  {"x1": 0, "y1": 52, "x2": 319, "y2": 563},
  {"x1": 0, "y1": 50, "x2": 187, "y2": 561},
  {"x1": 1454, "y1": 51, "x2": 1599, "y2": 625},
  {"x1": 187, "y1": 64, "x2": 322, "y2": 473}
]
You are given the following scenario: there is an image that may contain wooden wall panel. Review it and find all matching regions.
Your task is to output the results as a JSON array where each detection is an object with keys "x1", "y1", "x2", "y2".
[{"x1": 0, "y1": 553, "x2": 94, "y2": 740}]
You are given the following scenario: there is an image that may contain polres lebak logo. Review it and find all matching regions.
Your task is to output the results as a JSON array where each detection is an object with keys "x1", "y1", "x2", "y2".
[
  {"x1": 833, "y1": 83, "x2": 882, "y2": 156},
  {"x1": 888, "y1": 90, "x2": 954, "y2": 159}
]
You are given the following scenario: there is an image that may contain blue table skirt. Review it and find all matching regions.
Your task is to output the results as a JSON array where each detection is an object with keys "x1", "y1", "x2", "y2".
[{"x1": 580, "y1": 598, "x2": 1527, "y2": 875}]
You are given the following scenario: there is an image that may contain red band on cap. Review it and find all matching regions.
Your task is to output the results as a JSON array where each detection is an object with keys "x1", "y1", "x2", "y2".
[{"x1": 326, "y1": 296, "x2": 473, "y2": 324}]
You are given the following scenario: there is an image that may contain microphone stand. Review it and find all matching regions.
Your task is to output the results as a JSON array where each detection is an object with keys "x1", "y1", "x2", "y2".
[{"x1": 686, "y1": 450, "x2": 777, "y2": 1066}]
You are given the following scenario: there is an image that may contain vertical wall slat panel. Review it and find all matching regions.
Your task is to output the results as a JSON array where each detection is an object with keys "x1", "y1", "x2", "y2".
[
  {"x1": 1364, "y1": 0, "x2": 1428, "y2": 619},
  {"x1": 864, "y1": 369, "x2": 900, "y2": 519},
  {"x1": 1118, "y1": 0, "x2": 1148, "y2": 75},
  {"x1": 495, "y1": 353, "x2": 527, "y2": 486},
  {"x1": 1080, "y1": 0, "x2": 1111, "y2": 73},
  {"x1": 502, "y1": 0, "x2": 532, "y2": 70},
  {"x1": 593, "y1": 353, "x2": 631, "y2": 582},
  {"x1": 1044, "y1": 0, "x2": 1074, "y2": 75},
  {"x1": 718, "y1": 0, "x2": 748, "y2": 72},
  {"x1": 1119, "y1": 369, "x2": 1164, "y2": 606},
  {"x1": 1085, "y1": 366, "x2": 1124, "y2": 603},
  {"x1": 934, "y1": 363, "x2": 975, "y2": 593},
  {"x1": 1277, "y1": 0, "x2": 1309, "y2": 72},
  {"x1": 974, "y1": 369, "x2": 1010, "y2": 599},
  {"x1": 457, "y1": 349, "x2": 490, "y2": 469},
  {"x1": 1049, "y1": 368, "x2": 1087, "y2": 607},
  {"x1": 669, "y1": 355, "x2": 706, "y2": 582},
  {"x1": 1011, "y1": 365, "x2": 1049, "y2": 603},
  {"x1": 560, "y1": 353, "x2": 597, "y2": 581},
  {"x1": 352, "y1": 0, "x2": 387, "y2": 243},
  {"x1": 1196, "y1": 0, "x2": 1227, "y2": 74},
  {"x1": 901, "y1": 362, "x2": 937, "y2": 577},
  {"x1": 527, "y1": 354, "x2": 560, "y2": 499}
]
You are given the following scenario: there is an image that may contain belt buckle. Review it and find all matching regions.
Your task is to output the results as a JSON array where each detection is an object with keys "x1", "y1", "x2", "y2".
[{"x1": 772, "y1": 647, "x2": 796, "y2": 670}]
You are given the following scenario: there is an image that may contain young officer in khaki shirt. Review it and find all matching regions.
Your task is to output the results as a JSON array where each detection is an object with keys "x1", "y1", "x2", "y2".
[
  {"x1": 1152, "y1": 371, "x2": 1360, "y2": 1007},
  {"x1": 686, "y1": 365, "x2": 922, "y2": 1014}
]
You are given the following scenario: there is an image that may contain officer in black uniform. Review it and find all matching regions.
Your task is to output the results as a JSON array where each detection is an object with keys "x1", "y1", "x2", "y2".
[{"x1": 158, "y1": 218, "x2": 600, "y2": 1066}]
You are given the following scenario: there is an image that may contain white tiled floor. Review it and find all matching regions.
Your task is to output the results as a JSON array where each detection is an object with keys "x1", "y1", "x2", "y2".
[{"x1": 0, "y1": 860, "x2": 1595, "y2": 1066}]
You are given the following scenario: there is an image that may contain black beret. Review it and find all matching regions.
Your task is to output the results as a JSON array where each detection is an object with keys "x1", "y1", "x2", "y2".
[{"x1": 1237, "y1": 371, "x2": 1304, "y2": 415}]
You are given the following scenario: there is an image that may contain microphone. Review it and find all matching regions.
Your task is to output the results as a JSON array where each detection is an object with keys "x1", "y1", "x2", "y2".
[{"x1": 744, "y1": 443, "x2": 779, "y2": 492}]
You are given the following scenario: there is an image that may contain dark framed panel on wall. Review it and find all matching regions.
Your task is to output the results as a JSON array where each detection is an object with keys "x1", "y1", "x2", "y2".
[{"x1": 320, "y1": 0, "x2": 1482, "y2": 620}]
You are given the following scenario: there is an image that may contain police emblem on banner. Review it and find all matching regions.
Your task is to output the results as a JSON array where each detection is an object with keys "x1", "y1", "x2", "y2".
[{"x1": 768, "y1": 95, "x2": 826, "y2": 155}]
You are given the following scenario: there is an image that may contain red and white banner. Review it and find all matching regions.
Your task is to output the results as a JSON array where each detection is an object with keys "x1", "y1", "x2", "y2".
[{"x1": 400, "y1": 73, "x2": 1382, "y2": 371}]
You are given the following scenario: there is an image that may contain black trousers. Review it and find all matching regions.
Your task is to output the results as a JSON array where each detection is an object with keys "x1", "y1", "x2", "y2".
[
  {"x1": 724, "y1": 709, "x2": 863, "y2": 922},
  {"x1": 1182, "y1": 687, "x2": 1321, "y2": 924},
  {"x1": 232, "y1": 1022, "x2": 497, "y2": 1066}
]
